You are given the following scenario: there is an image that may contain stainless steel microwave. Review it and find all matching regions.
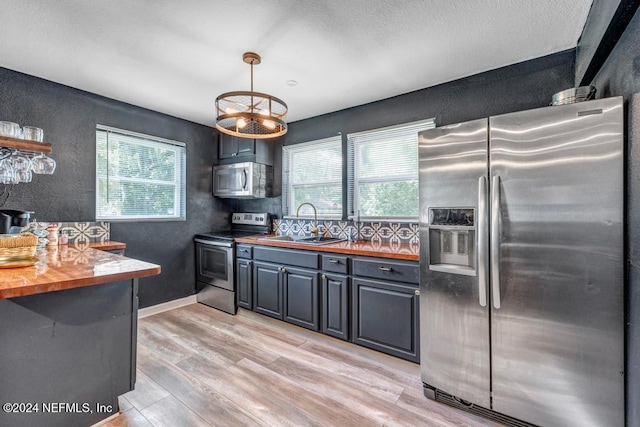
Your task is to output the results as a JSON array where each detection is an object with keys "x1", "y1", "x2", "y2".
[{"x1": 212, "y1": 162, "x2": 273, "y2": 198}]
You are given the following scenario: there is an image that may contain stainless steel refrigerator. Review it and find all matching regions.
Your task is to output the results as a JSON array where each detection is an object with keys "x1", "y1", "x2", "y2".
[{"x1": 418, "y1": 97, "x2": 624, "y2": 427}]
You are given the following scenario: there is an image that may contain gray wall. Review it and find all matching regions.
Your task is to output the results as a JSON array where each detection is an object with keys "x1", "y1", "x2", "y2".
[
  {"x1": 0, "y1": 67, "x2": 231, "y2": 308},
  {"x1": 589, "y1": 6, "x2": 640, "y2": 426},
  {"x1": 0, "y1": 50, "x2": 577, "y2": 307},
  {"x1": 236, "y1": 49, "x2": 577, "y2": 217}
]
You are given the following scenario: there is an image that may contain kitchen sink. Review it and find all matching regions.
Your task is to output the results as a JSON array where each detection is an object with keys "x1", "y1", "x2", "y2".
[
  {"x1": 300, "y1": 236, "x2": 347, "y2": 245},
  {"x1": 259, "y1": 235, "x2": 346, "y2": 245},
  {"x1": 259, "y1": 235, "x2": 305, "y2": 242}
]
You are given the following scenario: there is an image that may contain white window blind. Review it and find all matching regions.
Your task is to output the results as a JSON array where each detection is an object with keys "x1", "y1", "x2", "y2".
[
  {"x1": 347, "y1": 118, "x2": 435, "y2": 220},
  {"x1": 282, "y1": 135, "x2": 343, "y2": 217},
  {"x1": 96, "y1": 125, "x2": 186, "y2": 221}
]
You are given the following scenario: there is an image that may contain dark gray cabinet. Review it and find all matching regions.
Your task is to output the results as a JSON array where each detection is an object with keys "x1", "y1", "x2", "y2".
[
  {"x1": 236, "y1": 259, "x2": 253, "y2": 309},
  {"x1": 253, "y1": 261, "x2": 283, "y2": 319},
  {"x1": 218, "y1": 133, "x2": 273, "y2": 165},
  {"x1": 283, "y1": 266, "x2": 319, "y2": 330},
  {"x1": 219, "y1": 134, "x2": 254, "y2": 159},
  {"x1": 321, "y1": 273, "x2": 349, "y2": 340},
  {"x1": 252, "y1": 260, "x2": 319, "y2": 330},
  {"x1": 351, "y1": 277, "x2": 420, "y2": 363},
  {"x1": 238, "y1": 245, "x2": 419, "y2": 362},
  {"x1": 351, "y1": 256, "x2": 420, "y2": 362}
]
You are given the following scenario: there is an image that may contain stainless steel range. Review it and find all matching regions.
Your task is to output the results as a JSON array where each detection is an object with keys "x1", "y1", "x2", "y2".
[{"x1": 194, "y1": 213, "x2": 270, "y2": 314}]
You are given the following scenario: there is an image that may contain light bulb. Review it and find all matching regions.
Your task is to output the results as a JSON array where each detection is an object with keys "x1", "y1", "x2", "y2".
[
  {"x1": 237, "y1": 118, "x2": 247, "y2": 129},
  {"x1": 262, "y1": 119, "x2": 276, "y2": 129},
  {"x1": 258, "y1": 108, "x2": 275, "y2": 129}
]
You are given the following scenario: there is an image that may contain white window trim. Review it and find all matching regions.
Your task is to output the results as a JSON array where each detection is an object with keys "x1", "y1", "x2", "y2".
[
  {"x1": 347, "y1": 118, "x2": 435, "y2": 222},
  {"x1": 282, "y1": 135, "x2": 343, "y2": 219},
  {"x1": 96, "y1": 125, "x2": 187, "y2": 222}
]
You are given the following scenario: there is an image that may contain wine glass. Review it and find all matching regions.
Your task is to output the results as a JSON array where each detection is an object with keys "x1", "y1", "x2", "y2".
[
  {"x1": 15, "y1": 168, "x2": 32, "y2": 183},
  {"x1": 10, "y1": 152, "x2": 32, "y2": 172},
  {"x1": 0, "y1": 158, "x2": 14, "y2": 184},
  {"x1": 31, "y1": 154, "x2": 56, "y2": 175}
]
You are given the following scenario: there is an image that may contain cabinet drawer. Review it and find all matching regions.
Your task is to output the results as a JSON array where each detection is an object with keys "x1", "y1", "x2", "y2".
[
  {"x1": 236, "y1": 244, "x2": 253, "y2": 259},
  {"x1": 254, "y1": 247, "x2": 319, "y2": 269},
  {"x1": 321, "y1": 254, "x2": 349, "y2": 274},
  {"x1": 352, "y1": 257, "x2": 419, "y2": 285}
]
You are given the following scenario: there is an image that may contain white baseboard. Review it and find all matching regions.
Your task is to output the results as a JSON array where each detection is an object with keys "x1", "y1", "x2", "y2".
[{"x1": 138, "y1": 295, "x2": 198, "y2": 318}]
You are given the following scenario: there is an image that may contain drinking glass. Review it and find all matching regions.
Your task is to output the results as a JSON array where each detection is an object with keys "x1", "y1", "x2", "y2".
[
  {"x1": 0, "y1": 121, "x2": 21, "y2": 138},
  {"x1": 22, "y1": 126, "x2": 43, "y2": 142}
]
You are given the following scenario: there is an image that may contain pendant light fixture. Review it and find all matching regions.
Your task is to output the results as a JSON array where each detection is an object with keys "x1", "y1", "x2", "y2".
[{"x1": 215, "y1": 52, "x2": 288, "y2": 139}]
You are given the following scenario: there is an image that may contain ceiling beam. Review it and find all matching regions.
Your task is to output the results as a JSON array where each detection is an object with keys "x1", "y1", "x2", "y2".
[{"x1": 576, "y1": 0, "x2": 640, "y2": 86}]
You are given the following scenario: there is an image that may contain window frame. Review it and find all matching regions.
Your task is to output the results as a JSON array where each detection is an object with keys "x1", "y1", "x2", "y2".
[
  {"x1": 95, "y1": 125, "x2": 187, "y2": 222},
  {"x1": 347, "y1": 118, "x2": 435, "y2": 222},
  {"x1": 282, "y1": 135, "x2": 343, "y2": 219}
]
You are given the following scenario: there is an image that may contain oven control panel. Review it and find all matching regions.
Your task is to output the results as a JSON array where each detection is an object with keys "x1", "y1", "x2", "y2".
[{"x1": 231, "y1": 212, "x2": 269, "y2": 226}]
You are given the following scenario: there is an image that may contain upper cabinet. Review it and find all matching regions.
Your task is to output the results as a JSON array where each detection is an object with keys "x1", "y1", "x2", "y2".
[{"x1": 218, "y1": 133, "x2": 273, "y2": 165}]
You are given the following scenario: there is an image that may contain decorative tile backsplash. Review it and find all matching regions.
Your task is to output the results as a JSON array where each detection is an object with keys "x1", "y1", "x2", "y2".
[
  {"x1": 56, "y1": 221, "x2": 110, "y2": 243},
  {"x1": 273, "y1": 218, "x2": 419, "y2": 245},
  {"x1": 27, "y1": 221, "x2": 110, "y2": 243}
]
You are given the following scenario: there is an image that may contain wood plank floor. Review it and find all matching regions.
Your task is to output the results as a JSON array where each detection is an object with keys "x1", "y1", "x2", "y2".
[{"x1": 104, "y1": 304, "x2": 501, "y2": 427}]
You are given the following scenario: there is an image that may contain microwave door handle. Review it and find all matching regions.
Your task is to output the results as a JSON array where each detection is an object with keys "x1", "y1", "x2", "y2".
[
  {"x1": 477, "y1": 176, "x2": 488, "y2": 308},
  {"x1": 241, "y1": 168, "x2": 248, "y2": 190},
  {"x1": 490, "y1": 175, "x2": 501, "y2": 309}
]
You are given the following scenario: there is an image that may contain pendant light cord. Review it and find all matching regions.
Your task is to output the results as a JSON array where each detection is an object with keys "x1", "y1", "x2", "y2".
[{"x1": 250, "y1": 60, "x2": 254, "y2": 114}]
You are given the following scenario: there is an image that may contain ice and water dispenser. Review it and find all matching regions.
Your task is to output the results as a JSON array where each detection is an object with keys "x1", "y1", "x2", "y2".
[{"x1": 428, "y1": 208, "x2": 476, "y2": 276}]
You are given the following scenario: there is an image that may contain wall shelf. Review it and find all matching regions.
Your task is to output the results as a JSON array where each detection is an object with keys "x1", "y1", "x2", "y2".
[{"x1": 0, "y1": 135, "x2": 52, "y2": 154}]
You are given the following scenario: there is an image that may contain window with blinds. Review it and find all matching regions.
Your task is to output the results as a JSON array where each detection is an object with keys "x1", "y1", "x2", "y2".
[
  {"x1": 282, "y1": 136, "x2": 343, "y2": 218},
  {"x1": 96, "y1": 125, "x2": 186, "y2": 221},
  {"x1": 347, "y1": 118, "x2": 435, "y2": 220}
]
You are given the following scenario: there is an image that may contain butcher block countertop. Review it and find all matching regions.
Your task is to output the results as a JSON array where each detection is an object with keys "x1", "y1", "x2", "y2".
[
  {"x1": 235, "y1": 235, "x2": 419, "y2": 261},
  {"x1": 0, "y1": 241, "x2": 160, "y2": 299}
]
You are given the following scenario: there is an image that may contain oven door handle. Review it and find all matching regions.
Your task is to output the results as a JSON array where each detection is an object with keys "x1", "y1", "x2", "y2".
[{"x1": 194, "y1": 238, "x2": 233, "y2": 248}]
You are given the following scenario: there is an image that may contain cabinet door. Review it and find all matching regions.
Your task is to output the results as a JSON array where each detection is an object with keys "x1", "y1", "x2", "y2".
[
  {"x1": 236, "y1": 137, "x2": 255, "y2": 156},
  {"x1": 283, "y1": 266, "x2": 319, "y2": 331},
  {"x1": 253, "y1": 262, "x2": 283, "y2": 319},
  {"x1": 219, "y1": 134, "x2": 238, "y2": 159},
  {"x1": 351, "y1": 277, "x2": 420, "y2": 362},
  {"x1": 321, "y1": 273, "x2": 349, "y2": 341},
  {"x1": 236, "y1": 259, "x2": 253, "y2": 310},
  {"x1": 219, "y1": 134, "x2": 255, "y2": 159}
]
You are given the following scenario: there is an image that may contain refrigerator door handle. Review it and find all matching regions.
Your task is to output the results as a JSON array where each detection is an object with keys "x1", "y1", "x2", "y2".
[
  {"x1": 491, "y1": 175, "x2": 502, "y2": 309},
  {"x1": 477, "y1": 176, "x2": 488, "y2": 307}
]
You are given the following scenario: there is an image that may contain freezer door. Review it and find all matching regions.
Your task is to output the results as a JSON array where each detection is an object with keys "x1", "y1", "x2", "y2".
[
  {"x1": 489, "y1": 97, "x2": 624, "y2": 427},
  {"x1": 418, "y1": 119, "x2": 491, "y2": 408}
]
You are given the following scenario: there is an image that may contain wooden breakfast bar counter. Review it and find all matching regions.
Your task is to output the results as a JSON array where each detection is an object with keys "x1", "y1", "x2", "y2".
[{"x1": 0, "y1": 243, "x2": 160, "y2": 427}]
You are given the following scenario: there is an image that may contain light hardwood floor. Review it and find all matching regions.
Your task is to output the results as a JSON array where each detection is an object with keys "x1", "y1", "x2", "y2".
[{"x1": 104, "y1": 304, "x2": 501, "y2": 427}]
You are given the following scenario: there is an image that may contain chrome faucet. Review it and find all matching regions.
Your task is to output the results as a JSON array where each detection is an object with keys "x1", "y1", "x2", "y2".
[{"x1": 296, "y1": 202, "x2": 318, "y2": 237}]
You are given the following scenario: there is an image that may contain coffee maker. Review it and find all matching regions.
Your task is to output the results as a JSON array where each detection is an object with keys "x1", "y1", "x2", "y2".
[{"x1": 0, "y1": 210, "x2": 32, "y2": 234}]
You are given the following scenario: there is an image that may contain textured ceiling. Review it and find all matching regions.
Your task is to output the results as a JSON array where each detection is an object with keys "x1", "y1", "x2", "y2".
[{"x1": 0, "y1": 0, "x2": 593, "y2": 126}]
